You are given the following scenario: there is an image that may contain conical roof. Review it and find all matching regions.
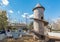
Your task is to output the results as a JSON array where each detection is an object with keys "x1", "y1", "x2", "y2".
[
  {"x1": 33, "y1": 3, "x2": 45, "y2": 11},
  {"x1": 35, "y1": 3, "x2": 42, "y2": 7}
]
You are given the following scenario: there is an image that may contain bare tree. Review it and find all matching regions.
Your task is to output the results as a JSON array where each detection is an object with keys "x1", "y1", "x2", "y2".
[{"x1": 51, "y1": 19, "x2": 60, "y2": 30}]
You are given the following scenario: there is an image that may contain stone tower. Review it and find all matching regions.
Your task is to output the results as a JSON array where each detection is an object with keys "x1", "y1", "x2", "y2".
[{"x1": 33, "y1": 3, "x2": 48, "y2": 35}]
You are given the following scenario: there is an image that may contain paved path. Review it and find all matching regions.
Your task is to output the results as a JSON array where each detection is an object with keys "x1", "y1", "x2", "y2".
[{"x1": 0, "y1": 34, "x2": 6, "y2": 40}]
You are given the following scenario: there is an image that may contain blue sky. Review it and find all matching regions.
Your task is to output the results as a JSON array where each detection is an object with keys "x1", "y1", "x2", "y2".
[{"x1": 0, "y1": 0, "x2": 60, "y2": 23}]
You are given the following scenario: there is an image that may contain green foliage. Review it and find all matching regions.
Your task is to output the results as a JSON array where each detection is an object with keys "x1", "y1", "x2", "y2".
[
  {"x1": 0, "y1": 11, "x2": 8, "y2": 30},
  {"x1": 28, "y1": 22, "x2": 33, "y2": 30}
]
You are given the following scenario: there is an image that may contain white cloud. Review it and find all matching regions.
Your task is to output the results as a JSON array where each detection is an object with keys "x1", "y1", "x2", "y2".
[
  {"x1": 29, "y1": 14, "x2": 33, "y2": 18},
  {"x1": 17, "y1": 11, "x2": 20, "y2": 14},
  {"x1": 22, "y1": 13, "x2": 29, "y2": 18},
  {"x1": 22, "y1": 13, "x2": 33, "y2": 18},
  {"x1": 2, "y1": 0, "x2": 9, "y2": 6},
  {"x1": 22, "y1": 14, "x2": 25, "y2": 18},
  {"x1": 50, "y1": 18, "x2": 60, "y2": 24},
  {"x1": 8, "y1": 10, "x2": 14, "y2": 14}
]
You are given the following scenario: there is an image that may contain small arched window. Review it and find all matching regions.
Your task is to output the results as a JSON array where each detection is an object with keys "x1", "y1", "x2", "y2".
[{"x1": 41, "y1": 16, "x2": 43, "y2": 20}]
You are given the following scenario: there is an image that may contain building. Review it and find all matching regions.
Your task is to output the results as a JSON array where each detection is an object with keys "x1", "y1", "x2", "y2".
[
  {"x1": 32, "y1": 3, "x2": 60, "y2": 42},
  {"x1": 33, "y1": 3, "x2": 48, "y2": 35},
  {"x1": 8, "y1": 23, "x2": 27, "y2": 30}
]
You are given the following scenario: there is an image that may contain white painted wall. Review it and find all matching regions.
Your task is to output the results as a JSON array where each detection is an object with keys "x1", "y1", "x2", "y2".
[
  {"x1": 33, "y1": 7, "x2": 44, "y2": 35},
  {"x1": 34, "y1": 8, "x2": 44, "y2": 20}
]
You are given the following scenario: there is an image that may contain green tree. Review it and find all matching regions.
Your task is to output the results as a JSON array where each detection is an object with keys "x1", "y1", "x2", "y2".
[
  {"x1": 28, "y1": 22, "x2": 33, "y2": 30},
  {"x1": 0, "y1": 11, "x2": 8, "y2": 30}
]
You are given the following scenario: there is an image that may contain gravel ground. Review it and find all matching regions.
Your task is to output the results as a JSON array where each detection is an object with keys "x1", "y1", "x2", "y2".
[{"x1": 0, "y1": 36, "x2": 43, "y2": 42}]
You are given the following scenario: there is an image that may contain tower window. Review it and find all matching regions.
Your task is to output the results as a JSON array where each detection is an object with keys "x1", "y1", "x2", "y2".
[
  {"x1": 41, "y1": 17, "x2": 43, "y2": 20},
  {"x1": 40, "y1": 35, "x2": 45, "y2": 40}
]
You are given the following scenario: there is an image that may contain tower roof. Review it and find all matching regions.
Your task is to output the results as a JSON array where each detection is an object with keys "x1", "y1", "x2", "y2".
[
  {"x1": 33, "y1": 3, "x2": 45, "y2": 11},
  {"x1": 35, "y1": 3, "x2": 42, "y2": 7}
]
